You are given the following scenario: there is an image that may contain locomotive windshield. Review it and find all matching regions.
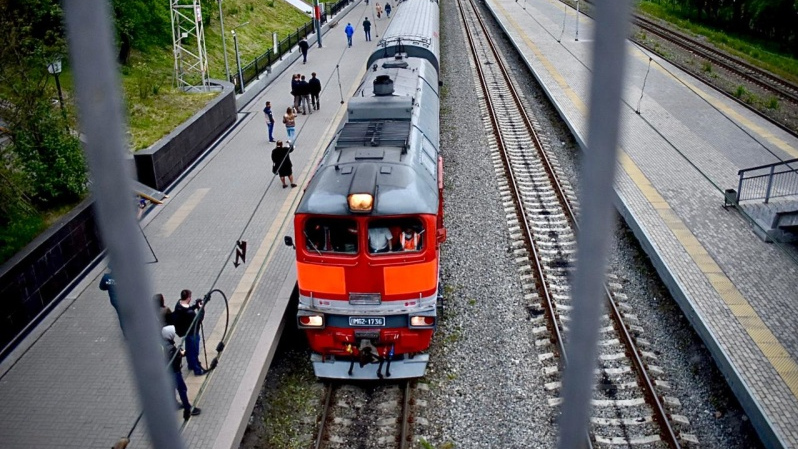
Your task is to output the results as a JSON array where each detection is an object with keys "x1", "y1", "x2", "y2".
[
  {"x1": 304, "y1": 218, "x2": 358, "y2": 253},
  {"x1": 368, "y1": 218, "x2": 424, "y2": 254}
]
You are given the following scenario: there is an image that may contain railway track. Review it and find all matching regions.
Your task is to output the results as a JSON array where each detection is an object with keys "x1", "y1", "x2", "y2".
[
  {"x1": 313, "y1": 381, "x2": 414, "y2": 449},
  {"x1": 632, "y1": 15, "x2": 798, "y2": 107},
  {"x1": 458, "y1": 0, "x2": 696, "y2": 446},
  {"x1": 557, "y1": 0, "x2": 798, "y2": 137}
]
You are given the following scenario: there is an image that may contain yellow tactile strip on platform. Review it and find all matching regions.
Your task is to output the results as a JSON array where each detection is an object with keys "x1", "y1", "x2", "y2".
[
  {"x1": 493, "y1": 0, "x2": 798, "y2": 399},
  {"x1": 619, "y1": 152, "x2": 798, "y2": 398}
]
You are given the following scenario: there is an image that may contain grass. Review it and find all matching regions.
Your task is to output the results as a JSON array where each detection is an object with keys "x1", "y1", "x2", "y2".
[
  {"x1": 261, "y1": 367, "x2": 319, "y2": 448},
  {"x1": 53, "y1": 0, "x2": 316, "y2": 151},
  {"x1": 1, "y1": 1, "x2": 321, "y2": 263},
  {"x1": 0, "y1": 212, "x2": 45, "y2": 262},
  {"x1": 204, "y1": 0, "x2": 317, "y2": 80},
  {"x1": 0, "y1": 201, "x2": 80, "y2": 263},
  {"x1": 637, "y1": 1, "x2": 798, "y2": 84}
]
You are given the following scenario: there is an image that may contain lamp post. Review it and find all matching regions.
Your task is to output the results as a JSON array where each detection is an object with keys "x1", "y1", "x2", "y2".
[
  {"x1": 218, "y1": 0, "x2": 231, "y2": 83},
  {"x1": 47, "y1": 58, "x2": 66, "y2": 119},
  {"x1": 231, "y1": 22, "x2": 248, "y2": 93}
]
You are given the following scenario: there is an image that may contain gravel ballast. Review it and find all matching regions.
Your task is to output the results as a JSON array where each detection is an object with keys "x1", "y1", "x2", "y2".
[{"x1": 241, "y1": 2, "x2": 767, "y2": 448}]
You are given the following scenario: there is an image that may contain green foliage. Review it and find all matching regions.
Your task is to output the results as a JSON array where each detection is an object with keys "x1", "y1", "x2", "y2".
[
  {"x1": 701, "y1": 61, "x2": 713, "y2": 73},
  {"x1": 734, "y1": 85, "x2": 748, "y2": 98},
  {"x1": 112, "y1": 0, "x2": 171, "y2": 49},
  {"x1": 0, "y1": 210, "x2": 45, "y2": 263},
  {"x1": 10, "y1": 100, "x2": 87, "y2": 207},
  {"x1": 638, "y1": 0, "x2": 798, "y2": 78},
  {"x1": 766, "y1": 97, "x2": 780, "y2": 110}
]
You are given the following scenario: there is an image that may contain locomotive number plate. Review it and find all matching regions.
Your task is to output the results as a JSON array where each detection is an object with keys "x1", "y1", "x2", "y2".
[{"x1": 349, "y1": 316, "x2": 385, "y2": 327}]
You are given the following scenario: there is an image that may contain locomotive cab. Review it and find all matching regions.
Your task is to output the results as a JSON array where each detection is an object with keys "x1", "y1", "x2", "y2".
[{"x1": 291, "y1": 209, "x2": 442, "y2": 379}]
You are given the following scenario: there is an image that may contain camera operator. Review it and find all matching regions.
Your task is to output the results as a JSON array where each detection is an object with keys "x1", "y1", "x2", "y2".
[{"x1": 171, "y1": 289, "x2": 207, "y2": 376}]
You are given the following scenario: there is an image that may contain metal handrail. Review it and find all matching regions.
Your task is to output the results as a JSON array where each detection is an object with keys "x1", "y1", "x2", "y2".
[
  {"x1": 231, "y1": 0, "x2": 358, "y2": 91},
  {"x1": 737, "y1": 157, "x2": 798, "y2": 175},
  {"x1": 736, "y1": 158, "x2": 798, "y2": 203}
]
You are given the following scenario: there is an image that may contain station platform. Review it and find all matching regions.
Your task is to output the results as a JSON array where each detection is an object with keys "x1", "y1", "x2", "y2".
[
  {"x1": 0, "y1": 1, "x2": 390, "y2": 448},
  {"x1": 484, "y1": 0, "x2": 798, "y2": 447}
]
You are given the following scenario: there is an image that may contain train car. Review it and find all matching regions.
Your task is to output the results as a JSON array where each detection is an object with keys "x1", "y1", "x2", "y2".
[{"x1": 285, "y1": 0, "x2": 443, "y2": 379}]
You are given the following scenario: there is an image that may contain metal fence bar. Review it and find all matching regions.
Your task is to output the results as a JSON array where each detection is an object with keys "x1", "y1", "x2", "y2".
[
  {"x1": 233, "y1": 0, "x2": 340, "y2": 87},
  {"x1": 558, "y1": 0, "x2": 633, "y2": 447},
  {"x1": 764, "y1": 165, "x2": 776, "y2": 203},
  {"x1": 737, "y1": 160, "x2": 798, "y2": 202},
  {"x1": 62, "y1": 1, "x2": 184, "y2": 448}
]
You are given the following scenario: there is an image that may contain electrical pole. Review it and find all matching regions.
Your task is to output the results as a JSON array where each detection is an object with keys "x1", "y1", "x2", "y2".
[{"x1": 218, "y1": 0, "x2": 231, "y2": 82}]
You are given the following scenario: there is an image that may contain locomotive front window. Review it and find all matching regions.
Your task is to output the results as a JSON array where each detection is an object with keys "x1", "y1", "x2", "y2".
[
  {"x1": 368, "y1": 218, "x2": 424, "y2": 254},
  {"x1": 304, "y1": 218, "x2": 358, "y2": 254}
]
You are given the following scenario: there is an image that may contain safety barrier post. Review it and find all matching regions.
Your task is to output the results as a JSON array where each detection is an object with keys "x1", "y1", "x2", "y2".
[{"x1": 764, "y1": 165, "x2": 776, "y2": 203}]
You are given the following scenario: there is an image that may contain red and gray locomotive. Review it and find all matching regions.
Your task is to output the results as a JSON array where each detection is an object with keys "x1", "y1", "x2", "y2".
[{"x1": 285, "y1": 0, "x2": 444, "y2": 379}]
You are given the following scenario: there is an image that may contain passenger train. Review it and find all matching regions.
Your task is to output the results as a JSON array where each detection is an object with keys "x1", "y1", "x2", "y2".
[{"x1": 285, "y1": 0, "x2": 444, "y2": 379}]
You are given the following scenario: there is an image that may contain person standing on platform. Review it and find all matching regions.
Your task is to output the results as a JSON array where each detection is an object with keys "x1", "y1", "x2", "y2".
[
  {"x1": 162, "y1": 325, "x2": 201, "y2": 420},
  {"x1": 271, "y1": 140, "x2": 297, "y2": 189},
  {"x1": 283, "y1": 107, "x2": 297, "y2": 141},
  {"x1": 385, "y1": 2, "x2": 392, "y2": 18},
  {"x1": 155, "y1": 293, "x2": 172, "y2": 327},
  {"x1": 363, "y1": 17, "x2": 372, "y2": 42},
  {"x1": 309, "y1": 72, "x2": 322, "y2": 110},
  {"x1": 299, "y1": 75, "x2": 312, "y2": 115},
  {"x1": 99, "y1": 270, "x2": 125, "y2": 335},
  {"x1": 291, "y1": 74, "x2": 301, "y2": 112},
  {"x1": 263, "y1": 101, "x2": 276, "y2": 142},
  {"x1": 344, "y1": 23, "x2": 354, "y2": 47},
  {"x1": 298, "y1": 37, "x2": 309, "y2": 64},
  {"x1": 172, "y1": 289, "x2": 206, "y2": 376},
  {"x1": 375, "y1": 2, "x2": 382, "y2": 19}
]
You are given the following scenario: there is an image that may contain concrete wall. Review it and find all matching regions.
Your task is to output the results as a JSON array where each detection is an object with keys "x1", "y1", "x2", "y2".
[
  {"x1": 0, "y1": 1, "x2": 362, "y2": 360},
  {"x1": 0, "y1": 80, "x2": 236, "y2": 359},
  {"x1": 0, "y1": 199, "x2": 102, "y2": 356},
  {"x1": 135, "y1": 79, "x2": 236, "y2": 190}
]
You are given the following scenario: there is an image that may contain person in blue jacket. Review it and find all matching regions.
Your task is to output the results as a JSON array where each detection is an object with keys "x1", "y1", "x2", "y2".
[
  {"x1": 99, "y1": 270, "x2": 125, "y2": 336},
  {"x1": 344, "y1": 23, "x2": 354, "y2": 47}
]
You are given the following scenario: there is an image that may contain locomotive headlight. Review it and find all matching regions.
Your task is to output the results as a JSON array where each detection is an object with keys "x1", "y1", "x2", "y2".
[
  {"x1": 410, "y1": 316, "x2": 436, "y2": 327},
  {"x1": 348, "y1": 193, "x2": 373, "y2": 212},
  {"x1": 298, "y1": 314, "x2": 324, "y2": 328}
]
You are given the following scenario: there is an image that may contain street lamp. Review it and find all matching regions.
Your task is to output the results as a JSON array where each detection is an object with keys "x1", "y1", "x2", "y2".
[
  {"x1": 231, "y1": 21, "x2": 249, "y2": 93},
  {"x1": 47, "y1": 58, "x2": 66, "y2": 118},
  {"x1": 218, "y1": 0, "x2": 231, "y2": 83}
]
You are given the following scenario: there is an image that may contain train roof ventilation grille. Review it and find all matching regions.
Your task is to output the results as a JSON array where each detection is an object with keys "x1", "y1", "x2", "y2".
[{"x1": 337, "y1": 122, "x2": 411, "y2": 150}]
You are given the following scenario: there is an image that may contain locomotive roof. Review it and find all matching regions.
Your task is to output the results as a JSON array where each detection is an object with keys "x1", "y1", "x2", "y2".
[
  {"x1": 367, "y1": 0, "x2": 440, "y2": 73},
  {"x1": 295, "y1": 121, "x2": 439, "y2": 217}
]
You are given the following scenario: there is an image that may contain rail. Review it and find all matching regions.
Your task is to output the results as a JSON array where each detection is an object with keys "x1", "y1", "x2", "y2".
[
  {"x1": 459, "y1": 0, "x2": 680, "y2": 446},
  {"x1": 736, "y1": 158, "x2": 798, "y2": 203},
  {"x1": 313, "y1": 381, "x2": 412, "y2": 449}
]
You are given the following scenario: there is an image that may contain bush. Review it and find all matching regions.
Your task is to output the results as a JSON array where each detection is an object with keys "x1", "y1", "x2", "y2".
[{"x1": 10, "y1": 101, "x2": 87, "y2": 207}]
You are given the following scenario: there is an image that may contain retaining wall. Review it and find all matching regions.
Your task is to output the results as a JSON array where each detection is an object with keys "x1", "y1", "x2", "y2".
[
  {"x1": 0, "y1": 199, "x2": 102, "y2": 356},
  {"x1": 135, "y1": 79, "x2": 236, "y2": 190}
]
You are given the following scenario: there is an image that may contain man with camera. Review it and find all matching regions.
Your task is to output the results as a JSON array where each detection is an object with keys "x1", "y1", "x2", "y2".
[{"x1": 171, "y1": 289, "x2": 207, "y2": 376}]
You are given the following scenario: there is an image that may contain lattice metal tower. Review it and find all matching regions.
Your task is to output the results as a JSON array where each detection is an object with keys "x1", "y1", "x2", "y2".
[{"x1": 170, "y1": 0, "x2": 210, "y2": 92}]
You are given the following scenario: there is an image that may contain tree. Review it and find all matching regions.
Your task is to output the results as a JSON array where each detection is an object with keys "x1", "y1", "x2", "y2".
[
  {"x1": 0, "y1": 0, "x2": 87, "y2": 210},
  {"x1": 112, "y1": 0, "x2": 171, "y2": 64}
]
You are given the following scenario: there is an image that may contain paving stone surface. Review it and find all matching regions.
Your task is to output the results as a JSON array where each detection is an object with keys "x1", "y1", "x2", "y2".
[
  {"x1": 487, "y1": 0, "x2": 798, "y2": 446},
  {"x1": 0, "y1": 2, "x2": 382, "y2": 448}
]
